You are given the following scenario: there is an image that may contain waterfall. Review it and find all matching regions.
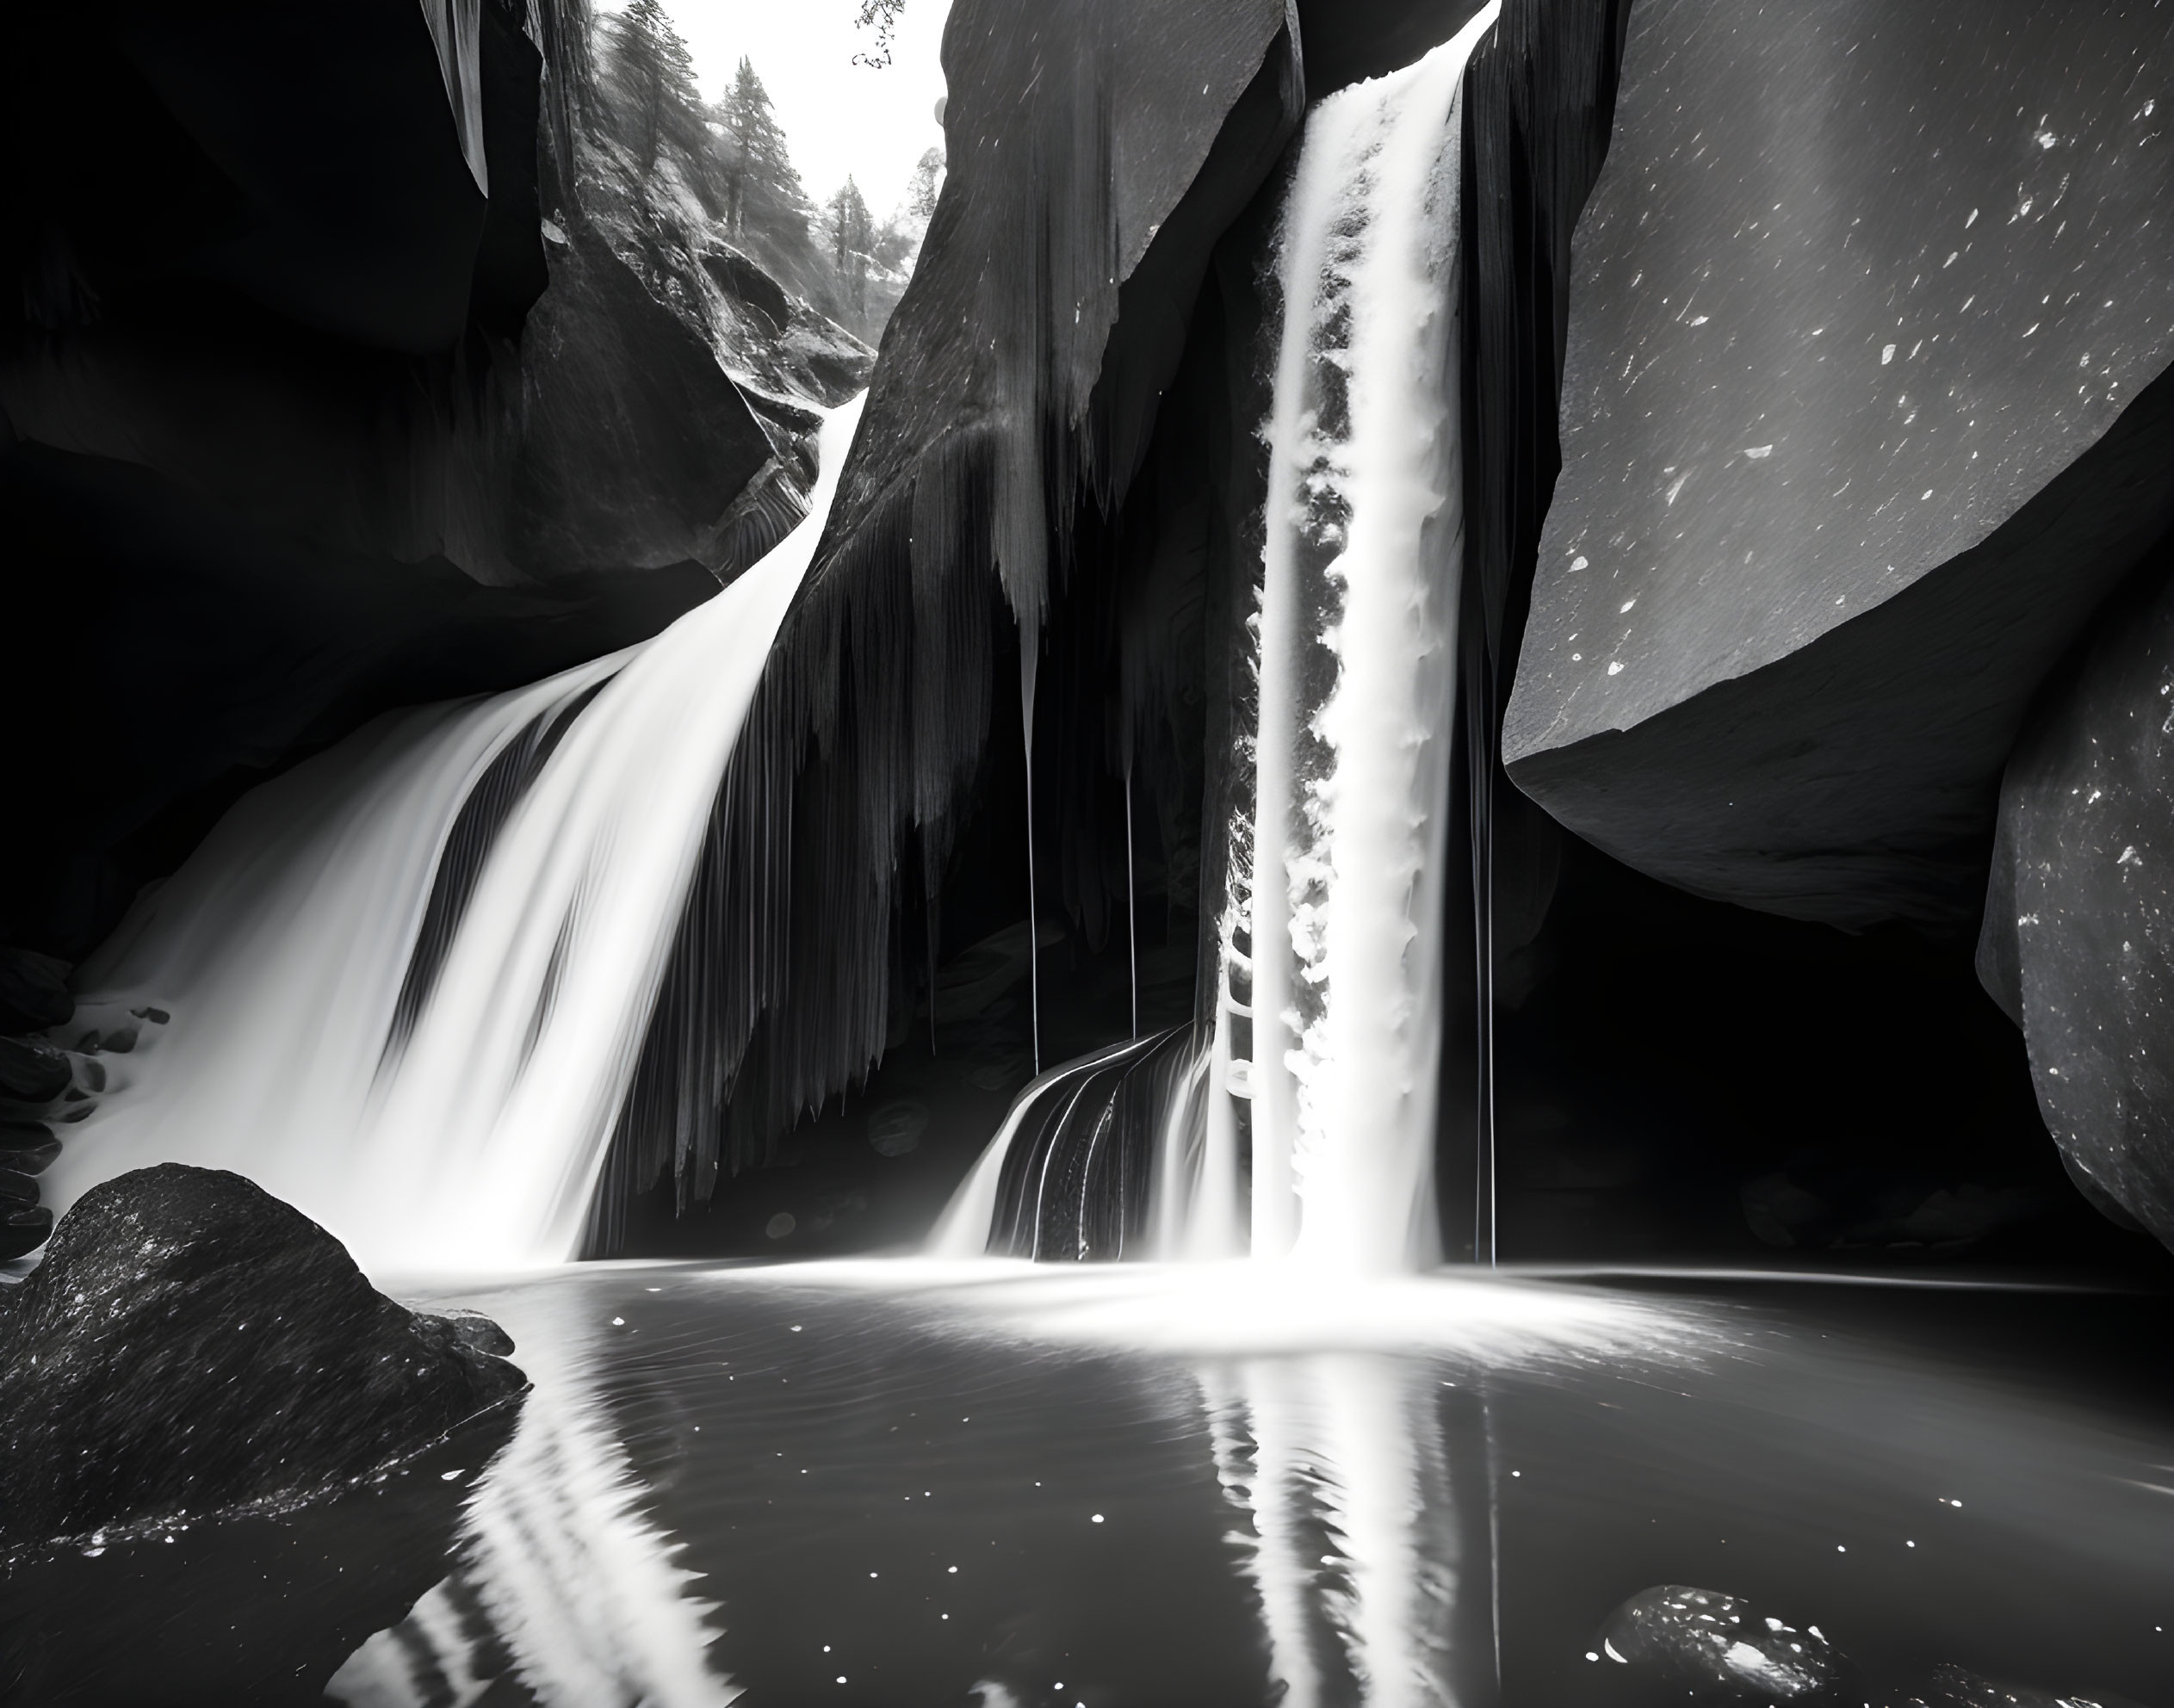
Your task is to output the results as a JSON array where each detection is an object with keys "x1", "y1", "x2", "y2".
[
  {"x1": 45, "y1": 400, "x2": 865, "y2": 1275},
  {"x1": 938, "y1": 7, "x2": 1496, "y2": 1272}
]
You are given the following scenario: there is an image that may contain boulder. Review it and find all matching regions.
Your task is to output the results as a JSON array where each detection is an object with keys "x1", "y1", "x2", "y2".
[
  {"x1": 508, "y1": 226, "x2": 777, "y2": 576},
  {"x1": 0, "y1": 1164, "x2": 524, "y2": 1549},
  {"x1": 1596, "y1": 1584, "x2": 1855, "y2": 1703},
  {"x1": 1978, "y1": 548, "x2": 2174, "y2": 1247},
  {"x1": 1502, "y1": 0, "x2": 2174, "y2": 932},
  {"x1": 0, "y1": 946, "x2": 71, "y2": 1036}
]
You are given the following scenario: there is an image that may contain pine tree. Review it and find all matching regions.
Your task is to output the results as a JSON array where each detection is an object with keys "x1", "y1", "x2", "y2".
[
  {"x1": 827, "y1": 177, "x2": 874, "y2": 318},
  {"x1": 907, "y1": 146, "x2": 944, "y2": 221},
  {"x1": 603, "y1": 0, "x2": 699, "y2": 178},
  {"x1": 712, "y1": 57, "x2": 804, "y2": 239}
]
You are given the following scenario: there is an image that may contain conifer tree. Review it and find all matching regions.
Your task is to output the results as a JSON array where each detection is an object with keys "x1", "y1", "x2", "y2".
[
  {"x1": 827, "y1": 176, "x2": 875, "y2": 319},
  {"x1": 603, "y1": 0, "x2": 699, "y2": 178},
  {"x1": 713, "y1": 57, "x2": 803, "y2": 239},
  {"x1": 907, "y1": 145, "x2": 944, "y2": 220}
]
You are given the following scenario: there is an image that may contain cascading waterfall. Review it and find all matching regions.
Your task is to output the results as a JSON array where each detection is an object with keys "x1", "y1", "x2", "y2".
[
  {"x1": 45, "y1": 400, "x2": 864, "y2": 1275},
  {"x1": 939, "y1": 7, "x2": 1496, "y2": 1272}
]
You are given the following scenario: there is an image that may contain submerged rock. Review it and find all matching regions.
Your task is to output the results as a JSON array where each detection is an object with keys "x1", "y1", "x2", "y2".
[
  {"x1": 1504, "y1": 0, "x2": 2174, "y2": 931},
  {"x1": 1908, "y1": 1663, "x2": 2149, "y2": 1708},
  {"x1": 1597, "y1": 1584, "x2": 1852, "y2": 1702},
  {"x1": 0, "y1": 1164, "x2": 524, "y2": 1550},
  {"x1": 1978, "y1": 553, "x2": 2174, "y2": 1247}
]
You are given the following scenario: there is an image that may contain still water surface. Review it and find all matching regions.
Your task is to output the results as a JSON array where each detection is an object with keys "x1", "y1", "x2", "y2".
[{"x1": 11, "y1": 1266, "x2": 2173, "y2": 1706}]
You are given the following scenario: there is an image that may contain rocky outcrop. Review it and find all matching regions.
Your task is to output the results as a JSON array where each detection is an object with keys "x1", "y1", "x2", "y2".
[
  {"x1": 509, "y1": 225, "x2": 777, "y2": 573},
  {"x1": 1978, "y1": 546, "x2": 2174, "y2": 1247},
  {"x1": 592, "y1": 0, "x2": 1307, "y2": 1218},
  {"x1": 1502, "y1": 0, "x2": 2174, "y2": 933},
  {"x1": 0, "y1": 1164, "x2": 523, "y2": 1551},
  {"x1": 1, "y1": 0, "x2": 855, "y2": 960}
]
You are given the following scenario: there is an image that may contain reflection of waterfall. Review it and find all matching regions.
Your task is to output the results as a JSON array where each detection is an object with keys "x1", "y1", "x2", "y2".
[
  {"x1": 938, "y1": 6, "x2": 1500, "y2": 1269},
  {"x1": 1202, "y1": 1358, "x2": 1469, "y2": 1708},
  {"x1": 329, "y1": 1289, "x2": 738, "y2": 1708},
  {"x1": 46, "y1": 402, "x2": 862, "y2": 1273}
]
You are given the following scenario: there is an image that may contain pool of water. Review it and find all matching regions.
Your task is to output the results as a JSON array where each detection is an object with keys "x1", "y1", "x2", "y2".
[{"x1": 7, "y1": 1265, "x2": 2171, "y2": 1706}]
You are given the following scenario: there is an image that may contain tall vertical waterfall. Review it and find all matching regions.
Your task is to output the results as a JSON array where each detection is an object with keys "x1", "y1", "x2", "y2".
[
  {"x1": 46, "y1": 403, "x2": 864, "y2": 1274},
  {"x1": 938, "y1": 9, "x2": 1496, "y2": 1270}
]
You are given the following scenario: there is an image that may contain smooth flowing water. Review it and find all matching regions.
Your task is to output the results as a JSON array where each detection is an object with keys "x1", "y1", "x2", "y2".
[{"x1": 41, "y1": 402, "x2": 863, "y2": 1273}]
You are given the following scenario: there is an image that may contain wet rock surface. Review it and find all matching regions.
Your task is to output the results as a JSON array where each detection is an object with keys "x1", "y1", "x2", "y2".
[
  {"x1": 1905, "y1": 1666, "x2": 2149, "y2": 1708},
  {"x1": 1504, "y1": 0, "x2": 2174, "y2": 931},
  {"x1": 0, "y1": 1037, "x2": 69, "y2": 1105},
  {"x1": 1596, "y1": 1584, "x2": 1854, "y2": 1703},
  {"x1": 0, "y1": 1165, "x2": 524, "y2": 1550},
  {"x1": 1978, "y1": 549, "x2": 2174, "y2": 1249}
]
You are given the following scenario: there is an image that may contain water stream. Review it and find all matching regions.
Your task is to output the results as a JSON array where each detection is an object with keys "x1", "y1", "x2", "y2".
[
  {"x1": 942, "y1": 8, "x2": 1496, "y2": 1271},
  {"x1": 45, "y1": 403, "x2": 864, "y2": 1272}
]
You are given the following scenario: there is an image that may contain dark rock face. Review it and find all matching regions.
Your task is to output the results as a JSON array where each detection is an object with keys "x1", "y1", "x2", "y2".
[
  {"x1": 0, "y1": 1037, "x2": 70, "y2": 1105},
  {"x1": 0, "y1": 1, "x2": 833, "y2": 958},
  {"x1": 0, "y1": 1164, "x2": 523, "y2": 1550},
  {"x1": 1502, "y1": 0, "x2": 2174, "y2": 931},
  {"x1": 1978, "y1": 549, "x2": 2174, "y2": 1247},
  {"x1": 590, "y1": 0, "x2": 1305, "y2": 1215},
  {"x1": 509, "y1": 227, "x2": 777, "y2": 574},
  {"x1": 1297, "y1": 0, "x2": 1494, "y2": 96},
  {"x1": 0, "y1": 442, "x2": 721, "y2": 953},
  {"x1": 0, "y1": 947, "x2": 71, "y2": 1036},
  {"x1": 1597, "y1": 1584, "x2": 1853, "y2": 1703}
]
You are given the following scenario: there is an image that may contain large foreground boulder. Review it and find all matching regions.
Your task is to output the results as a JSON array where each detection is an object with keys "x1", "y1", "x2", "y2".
[
  {"x1": 1502, "y1": 0, "x2": 2174, "y2": 932},
  {"x1": 0, "y1": 1164, "x2": 523, "y2": 1550},
  {"x1": 1978, "y1": 550, "x2": 2174, "y2": 1248}
]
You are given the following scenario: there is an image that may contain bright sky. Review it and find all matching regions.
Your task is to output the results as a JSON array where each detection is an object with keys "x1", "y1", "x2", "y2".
[{"x1": 603, "y1": 0, "x2": 954, "y2": 220}]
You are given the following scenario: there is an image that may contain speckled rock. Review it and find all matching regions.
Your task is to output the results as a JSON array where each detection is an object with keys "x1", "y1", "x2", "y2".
[
  {"x1": 1978, "y1": 552, "x2": 2174, "y2": 1248},
  {"x1": 1503, "y1": 0, "x2": 2174, "y2": 931},
  {"x1": 1596, "y1": 1583, "x2": 1854, "y2": 1702},
  {"x1": 1908, "y1": 1662, "x2": 2150, "y2": 1708},
  {"x1": 0, "y1": 1165, "x2": 524, "y2": 1550}
]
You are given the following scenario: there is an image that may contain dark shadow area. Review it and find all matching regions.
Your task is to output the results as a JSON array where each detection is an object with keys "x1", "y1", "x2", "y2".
[{"x1": 1485, "y1": 826, "x2": 2174, "y2": 1282}]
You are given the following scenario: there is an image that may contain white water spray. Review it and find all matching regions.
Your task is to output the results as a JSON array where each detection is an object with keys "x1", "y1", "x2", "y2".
[
  {"x1": 937, "y1": 9, "x2": 1495, "y2": 1270},
  {"x1": 1244, "y1": 17, "x2": 1483, "y2": 1270},
  {"x1": 48, "y1": 400, "x2": 864, "y2": 1273}
]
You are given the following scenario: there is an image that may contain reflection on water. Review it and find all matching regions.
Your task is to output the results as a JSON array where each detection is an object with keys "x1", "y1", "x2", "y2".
[
  {"x1": 291, "y1": 1266, "x2": 2174, "y2": 1708},
  {"x1": 1202, "y1": 1358, "x2": 1471, "y2": 1708},
  {"x1": 330, "y1": 1289, "x2": 737, "y2": 1708}
]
